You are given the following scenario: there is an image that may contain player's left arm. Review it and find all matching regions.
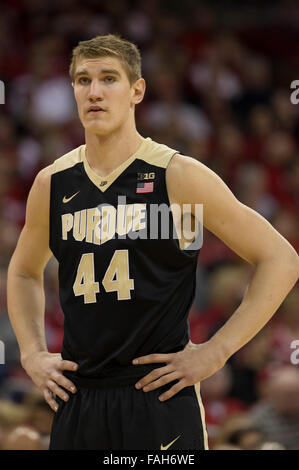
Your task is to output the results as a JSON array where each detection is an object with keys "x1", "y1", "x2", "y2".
[
  {"x1": 132, "y1": 154, "x2": 299, "y2": 401},
  {"x1": 171, "y1": 154, "x2": 299, "y2": 356}
]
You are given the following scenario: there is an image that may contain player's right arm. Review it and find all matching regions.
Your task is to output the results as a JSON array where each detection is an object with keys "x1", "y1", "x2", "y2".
[{"x1": 7, "y1": 165, "x2": 78, "y2": 411}]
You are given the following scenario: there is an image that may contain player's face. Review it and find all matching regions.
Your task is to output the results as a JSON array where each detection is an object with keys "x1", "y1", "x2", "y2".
[{"x1": 72, "y1": 56, "x2": 145, "y2": 136}]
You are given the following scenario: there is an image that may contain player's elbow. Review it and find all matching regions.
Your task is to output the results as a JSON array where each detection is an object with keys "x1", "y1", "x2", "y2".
[
  {"x1": 263, "y1": 243, "x2": 299, "y2": 281},
  {"x1": 8, "y1": 252, "x2": 44, "y2": 284}
]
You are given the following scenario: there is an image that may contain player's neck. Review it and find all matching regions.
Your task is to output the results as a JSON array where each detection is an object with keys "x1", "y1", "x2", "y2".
[{"x1": 85, "y1": 126, "x2": 143, "y2": 178}]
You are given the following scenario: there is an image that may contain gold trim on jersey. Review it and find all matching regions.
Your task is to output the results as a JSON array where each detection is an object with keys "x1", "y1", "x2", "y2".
[
  {"x1": 82, "y1": 138, "x2": 148, "y2": 192},
  {"x1": 81, "y1": 137, "x2": 178, "y2": 192},
  {"x1": 52, "y1": 146, "x2": 84, "y2": 174},
  {"x1": 194, "y1": 382, "x2": 209, "y2": 450},
  {"x1": 51, "y1": 137, "x2": 178, "y2": 193}
]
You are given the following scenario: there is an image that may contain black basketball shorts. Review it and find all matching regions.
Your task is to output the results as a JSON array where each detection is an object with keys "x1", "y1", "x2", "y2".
[{"x1": 49, "y1": 365, "x2": 208, "y2": 450}]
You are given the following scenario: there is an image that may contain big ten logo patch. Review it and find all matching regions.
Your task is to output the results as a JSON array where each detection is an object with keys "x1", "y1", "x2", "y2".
[{"x1": 137, "y1": 172, "x2": 155, "y2": 181}]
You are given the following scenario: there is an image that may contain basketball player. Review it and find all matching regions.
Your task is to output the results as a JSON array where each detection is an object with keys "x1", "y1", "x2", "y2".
[{"x1": 7, "y1": 35, "x2": 299, "y2": 450}]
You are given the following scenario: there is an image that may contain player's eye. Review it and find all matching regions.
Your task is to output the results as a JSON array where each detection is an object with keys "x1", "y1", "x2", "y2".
[
  {"x1": 104, "y1": 76, "x2": 116, "y2": 83},
  {"x1": 78, "y1": 77, "x2": 90, "y2": 85}
]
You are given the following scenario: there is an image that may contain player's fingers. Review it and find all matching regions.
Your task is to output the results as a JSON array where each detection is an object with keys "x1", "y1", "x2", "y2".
[
  {"x1": 135, "y1": 365, "x2": 174, "y2": 389},
  {"x1": 47, "y1": 379, "x2": 70, "y2": 402},
  {"x1": 132, "y1": 353, "x2": 174, "y2": 365},
  {"x1": 142, "y1": 372, "x2": 181, "y2": 392},
  {"x1": 43, "y1": 388, "x2": 59, "y2": 412},
  {"x1": 158, "y1": 379, "x2": 187, "y2": 402},
  {"x1": 51, "y1": 372, "x2": 77, "y2": 394},
  {"x1": 58, "y1": 360, "x2": 78, "y2": 372}
]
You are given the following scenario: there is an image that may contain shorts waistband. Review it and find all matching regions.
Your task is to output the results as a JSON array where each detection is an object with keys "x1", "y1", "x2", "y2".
[{"x1": 63, "y1": 364, "x2": 165, "y2": 389}]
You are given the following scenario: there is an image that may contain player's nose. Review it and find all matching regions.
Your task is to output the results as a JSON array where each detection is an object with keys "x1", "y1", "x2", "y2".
[{"x1": 87, "y1": 79, "x2": 104, "y2": 101}]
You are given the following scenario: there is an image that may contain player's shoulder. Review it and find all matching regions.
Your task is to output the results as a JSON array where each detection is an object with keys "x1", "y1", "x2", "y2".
[
  {"x1": 52, "y1": 144, "x2": 85, "y2": 175},
  {"x1": 33, "y1": 144, "x2": 84, "y2": 186},
  {"x1": 139, "y1": 137, "x2": 178, "y2": 168},
  {"x1": 166, "y1": 152, "x2": 228, "y2": 205},
  {"x1": 167, "y1": 152, "x2": 213, "y2": 181},
  {"x1": 33, "y1": 164, "x2": 53, "y2": 190},
  {"x1": 31, "y1": 145, "x2": 84, "y2": 194},
  {"x1": 25, "y1": 164, "x2": 53, "y2": 224}
]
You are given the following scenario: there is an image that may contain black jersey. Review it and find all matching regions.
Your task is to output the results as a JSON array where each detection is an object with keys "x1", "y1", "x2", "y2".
[{"x1": 49, "y1": 137, "x2": 200, "y2": 378}]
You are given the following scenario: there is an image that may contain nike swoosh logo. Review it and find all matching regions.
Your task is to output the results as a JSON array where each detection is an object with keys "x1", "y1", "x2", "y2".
[
  {"x1": 62, "y1": 191, "x2": 80, "y2": 203},
  {"x1": 160, "y1": 435, "x2": 181, "y2": 450}
]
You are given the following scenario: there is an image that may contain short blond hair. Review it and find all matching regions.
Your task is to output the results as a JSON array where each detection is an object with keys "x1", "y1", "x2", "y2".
[{"x1": 69, "y1": 34, "x2": 142, "y2": 85}]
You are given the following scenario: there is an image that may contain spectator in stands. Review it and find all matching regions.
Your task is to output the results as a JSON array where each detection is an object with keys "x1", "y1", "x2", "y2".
[
  {"x1": 250, "y1": 365, "x2": 299, "y2": 450},
  {"x1": 1, "y1": 426, "x2": 44, "y2": 450}
]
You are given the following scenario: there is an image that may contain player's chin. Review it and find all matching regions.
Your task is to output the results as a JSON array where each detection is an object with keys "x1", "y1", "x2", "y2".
[{"x1": 84, "y1": 122, "x2": 112, "y2": 135}]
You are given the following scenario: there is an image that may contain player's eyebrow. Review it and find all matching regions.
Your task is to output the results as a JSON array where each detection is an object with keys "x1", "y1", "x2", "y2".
[{"x1": 74, "y1": 68, "x2": 122, "y2": 79}]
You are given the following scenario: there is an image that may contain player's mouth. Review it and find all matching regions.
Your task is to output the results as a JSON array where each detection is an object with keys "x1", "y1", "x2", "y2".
[{"x1": 87, "y1": 106, "x2": 106, "y2": 114}]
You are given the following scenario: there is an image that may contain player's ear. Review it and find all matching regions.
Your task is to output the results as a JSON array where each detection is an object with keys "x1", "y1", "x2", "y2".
[{"x1": 131, "y1": 78, "x2": 146, "y2": 105}]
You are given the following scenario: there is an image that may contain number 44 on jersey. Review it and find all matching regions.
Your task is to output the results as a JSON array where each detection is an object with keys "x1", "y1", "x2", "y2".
[{"x1": 73, "y1": 250, "x2": 134, "y2": 303}]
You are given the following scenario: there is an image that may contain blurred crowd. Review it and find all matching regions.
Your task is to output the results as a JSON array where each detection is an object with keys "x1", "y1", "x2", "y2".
[{"x1": 0, "y1": 0, "x2": 299, "y2": 450}]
